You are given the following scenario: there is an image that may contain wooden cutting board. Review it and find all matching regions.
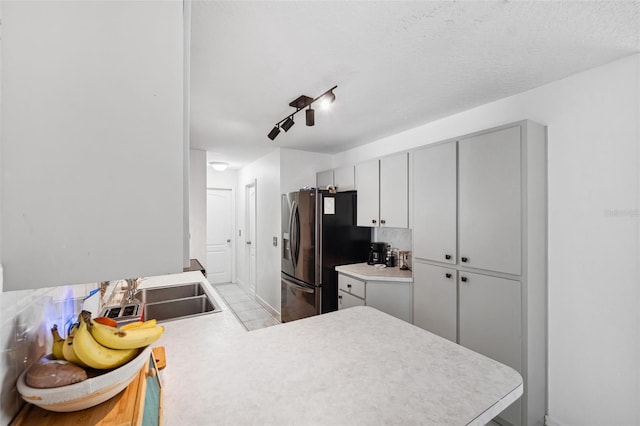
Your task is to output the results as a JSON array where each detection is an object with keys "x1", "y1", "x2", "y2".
[{"x1": 11, "y1": 348, "x2": 165, "y2": 426}]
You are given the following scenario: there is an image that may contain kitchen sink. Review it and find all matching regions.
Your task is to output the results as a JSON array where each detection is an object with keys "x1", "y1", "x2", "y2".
[
  {"x1": 135, "y1": 282, "x2": 221, "y2": 323},
  {"x1": 136, "y1": 282, "x2": 207, "y2": 304}
]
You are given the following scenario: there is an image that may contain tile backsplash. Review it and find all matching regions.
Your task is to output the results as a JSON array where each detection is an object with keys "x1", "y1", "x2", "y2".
[
  {"x1": 373, "y1": 227, "x2": 412, "y2": 252},
  {"x1": 0, "y1": 282, "x2": 97, "y2": 424}
]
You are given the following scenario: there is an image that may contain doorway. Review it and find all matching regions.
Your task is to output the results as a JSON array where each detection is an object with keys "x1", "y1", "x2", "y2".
[
  {"x1": 245, "y1": 181, "x2": 257, "y2": 295},
  {"x1": 207, "y1": 188, "x2": 233, "y2": 284}
]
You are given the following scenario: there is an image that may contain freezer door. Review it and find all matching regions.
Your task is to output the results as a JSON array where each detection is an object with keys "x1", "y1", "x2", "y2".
[{"x1": 281, "y1": 273, "x2": 320, "y2": 322}]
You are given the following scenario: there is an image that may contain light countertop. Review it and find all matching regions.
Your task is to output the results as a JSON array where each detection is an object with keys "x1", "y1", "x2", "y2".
[
  {"x1": 336, "y1": 262, "x2": 413, "y2": 282},
  {"x1": 142, "y1": 272, "x2": 521, "y2": 426}
]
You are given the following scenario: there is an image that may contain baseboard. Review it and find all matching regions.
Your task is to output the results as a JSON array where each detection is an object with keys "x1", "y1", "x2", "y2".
[
  {"x1": 255, "y1": 294, "x2": 281, "y2": 322},
  {"x1": 545, "y1": 414, "x2": 566, "y2": 426}
]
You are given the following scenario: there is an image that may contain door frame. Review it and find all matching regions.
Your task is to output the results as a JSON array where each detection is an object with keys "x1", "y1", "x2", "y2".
[
  {"x1": 245, "y1": 180, "x2": 257, "y2": 296},
  {"x1": 207, "y1": 186, "x2": 236, "y2": 284}
]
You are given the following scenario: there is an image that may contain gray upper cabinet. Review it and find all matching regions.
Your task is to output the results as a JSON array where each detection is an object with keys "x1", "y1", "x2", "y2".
[
  {"x1": 1, "y1": 1, "x2": 185, "y2": 290},
  {"x1": 316, "y1": 166, "x2": 355, "y2": 191},
  {"x1": 413, "y1": 141, "x2": 457, "y2": 264},
  {"x1": 316, "y1": 169, "x2": 334, "y2": 189},
  {"x1": 356, "y1": 153, "x2": 408, "y2": 228},
  {"x1": 333, "y1": 166, "x2": 355, "y2": 191},
  {"x1": 379, "y1": 153, "x2": 408, "y2": 228},
  {"x1": 355, "y1": 159, "x2": 381, "y2": 226},
  {"x1": 459, "y1": 127, "x2": 522, "y2": 275}
]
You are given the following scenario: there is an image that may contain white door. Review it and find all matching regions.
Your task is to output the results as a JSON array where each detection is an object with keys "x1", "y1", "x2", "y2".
[
  {"x1": 207, "y1": 189, "x2": 232, "y2": 284},
  {"x1": 458, "y1": 126, "x2": 522, "y2": 275},
  {"x1": 413, "y1": 141, "x2": 457, "y2": 264},
  {"x1": 246, "y1": 183, "x2": 257, "y2": 294}
]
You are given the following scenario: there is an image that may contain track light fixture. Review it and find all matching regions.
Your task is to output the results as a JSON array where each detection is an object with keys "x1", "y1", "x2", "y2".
[
  {"x1": 268, "y1": 126, "x2": 280, "y2": 141},
  {"x1": 281, "y1": 116, "x2": 295, "y2": 132},
  {"x1": 267, "y1": 85, "x2": 337, "y2": 140},
  {"x1": 306, "y1": 107, "x2": 315, "y2": 126}
]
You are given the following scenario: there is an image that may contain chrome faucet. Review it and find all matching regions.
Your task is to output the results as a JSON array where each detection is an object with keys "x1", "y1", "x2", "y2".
[{"x1": 124, "y1": 278, "x2": 139, "y2": 303}]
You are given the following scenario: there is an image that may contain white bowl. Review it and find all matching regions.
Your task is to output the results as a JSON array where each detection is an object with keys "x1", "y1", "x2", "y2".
[{"x1": 17, "y1": 345, "x2": 152, "y2": 412}]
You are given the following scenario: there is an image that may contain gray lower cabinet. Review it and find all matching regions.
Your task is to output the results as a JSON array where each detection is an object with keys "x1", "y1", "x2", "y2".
[
  {"x1": 337, "y1": 273, "x2": 412, "y2": 322},
  {"x1": 412, "y1": 262, "x2": 457, "y2": 342},
  {"x1": 459, "y1": 271, "x2": 523, "y2": 426}
]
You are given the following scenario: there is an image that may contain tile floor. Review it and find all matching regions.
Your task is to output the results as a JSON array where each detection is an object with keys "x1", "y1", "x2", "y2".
[{"x1": 213, "y1": 283, "x2": 280, "y2": 331}]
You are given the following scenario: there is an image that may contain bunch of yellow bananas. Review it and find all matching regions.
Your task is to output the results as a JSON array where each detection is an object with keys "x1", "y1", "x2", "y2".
[{"x1": 51, "y1": 311, "x2": 164, "y2": 370}]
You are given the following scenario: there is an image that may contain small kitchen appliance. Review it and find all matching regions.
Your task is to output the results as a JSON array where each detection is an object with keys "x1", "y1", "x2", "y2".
[{"x1": 367, "y1": 242, "x2": 387, "y2": 265}]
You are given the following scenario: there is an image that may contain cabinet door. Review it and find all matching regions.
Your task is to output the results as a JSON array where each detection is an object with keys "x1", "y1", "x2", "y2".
[
  {"x1": 316, "y1": 169, "x2": 334, "y2": 189},
  {"x1": 366, "y1": 280, "x2": 412, "y2": 323},
  {"x1": 458, "y1": 271, "x2": 522, "y2": 425},
  {"x1": 338, "y1": 290, "x2": 365, "y2": 309},
  {"x1": 355, "y1": 159, "x2": 380, "y2": 227},
  {"x1": 379, "y1": 153, "x2": 408, "y2": 228},
  {"x1": 413, "y1": 142, "x2": 457, "y2": 264},
  {"x1": 458, "y1": 126, "x2": 522, "y2": 275},
  {"x1": 333, "y1": 166, "x2": 355, "y2": 191},
  {"x1": 412, "y1": 262, "x2": 457, "y2": 341}
]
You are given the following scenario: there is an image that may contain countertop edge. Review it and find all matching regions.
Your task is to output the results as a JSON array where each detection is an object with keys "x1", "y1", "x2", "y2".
[{"x1": 336, "y1": 263, "x2": 413, "y2": 282}]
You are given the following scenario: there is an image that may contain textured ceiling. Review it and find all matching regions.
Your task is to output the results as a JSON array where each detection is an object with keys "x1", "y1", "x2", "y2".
[{"x1": 189, "y1": 1, "x2": 640, "y2": 169}]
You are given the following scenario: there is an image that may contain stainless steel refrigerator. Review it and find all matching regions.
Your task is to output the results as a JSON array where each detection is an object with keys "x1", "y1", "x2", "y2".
[{"x1": 281, "y1": 189, "x2": 370, "y2": 322}]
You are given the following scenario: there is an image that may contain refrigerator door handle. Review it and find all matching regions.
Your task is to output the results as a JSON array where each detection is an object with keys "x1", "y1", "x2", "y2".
[
  {"x1": 282, "y1": 276, "x2": 315, "y2": 294},
  {"x1": 290, "y1": 201, "x2": 300, "y2": 270}
]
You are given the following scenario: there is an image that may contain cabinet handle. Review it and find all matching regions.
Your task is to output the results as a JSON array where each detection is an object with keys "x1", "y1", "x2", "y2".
[
  {"x1": 372, "y1": 219, "x2": 377, "y2": 224},
  {"x1": 347, "y1": 284, "x2": 352, "y2": 289},
  {"x1": 461, "y1": 257, "x2": 468, "y2": 263},
  {"x1": 445, "y1": 254, "x2": 451, "y2": 260},
  {"x1": 380, "y1": 219, "x2": 386, "y2": 225},
  {"x1": 338, "y1": 295, "x2": 342, "y2": 299},
  {"x1": 445, "y1": 273, "x2": 452, "y2": 279},
  {"x1": 461, "y1": 276, "x2": 468, "y2": 282}
]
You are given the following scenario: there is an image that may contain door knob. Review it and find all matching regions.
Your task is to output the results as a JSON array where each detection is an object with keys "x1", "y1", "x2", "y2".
[
  {"x1": 461, "y1": 276, "x2": 468, "y2": 282},
  {"x1": 372, "y1": 219, "x2": 377, "y2": 224},
  {"x1": 461, "y1": 257, "x2": 468, "y2": 263},
  {"x1": 226, "y1": 239, "x2": 231, "y2": 243},
  {"x1": 445, "y1": 254, "x2": 451, "y2": 260},
  {"x1": 380, "y1": 219, "x2": 386, "y2": 225},
  {"x1": 445, "y1": 273, "x2": 452, "y2": 279}
]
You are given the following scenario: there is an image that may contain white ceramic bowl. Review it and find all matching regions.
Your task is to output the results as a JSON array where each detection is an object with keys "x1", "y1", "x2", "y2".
[{"x1": 17, "y1": 345, "x2": 152, "y2": 412}]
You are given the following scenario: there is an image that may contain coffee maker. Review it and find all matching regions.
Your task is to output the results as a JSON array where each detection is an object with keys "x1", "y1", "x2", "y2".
[{"x1": 367, "y1": 242, "x2": 387, "y2": 265}]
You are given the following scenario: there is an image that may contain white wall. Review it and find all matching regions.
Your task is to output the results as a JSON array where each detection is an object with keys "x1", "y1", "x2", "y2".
[
  {"x1": 279, "y1": 148, "x2": 332, "y2": 193},
  {"x1": 189, "y1": 149, "x2": 207, "y2": 268},
  {"x1": 207, "y1": 168, "x2": 239, "y2": 191},
  {"x1": 334, "y1": 55, "x2": 640, "y2": 426},
  {"x1": 236, "y1": 150, "x2": 281, "y2": 313}
]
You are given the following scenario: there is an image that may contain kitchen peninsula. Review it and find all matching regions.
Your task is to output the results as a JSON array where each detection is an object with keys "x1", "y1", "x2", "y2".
[{"x1": 145, "y1": 272, "x2": 522, "y2": 425}]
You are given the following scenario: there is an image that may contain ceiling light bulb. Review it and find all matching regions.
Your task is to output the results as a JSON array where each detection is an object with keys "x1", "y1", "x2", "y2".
[
  {"x1": 209, "y1": 162, "x2": 228, "y2": 171},
  {"x1": 319, "y1": 90, "x2": 336, "y2": 110}
]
